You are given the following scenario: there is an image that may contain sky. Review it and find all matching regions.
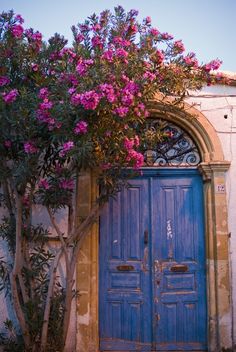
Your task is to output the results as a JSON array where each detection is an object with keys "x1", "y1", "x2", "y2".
[{"x1": 0, "y1": 0, "x2": 235, "y2": 72}]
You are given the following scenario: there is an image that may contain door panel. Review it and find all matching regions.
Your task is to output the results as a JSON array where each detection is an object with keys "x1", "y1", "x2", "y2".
[
  {"x1": 99, "y1": 171, "x2": 207, "y2": 351},
  {"x1": 99, "y1": 179, "x2": 152, "y2": 351}
]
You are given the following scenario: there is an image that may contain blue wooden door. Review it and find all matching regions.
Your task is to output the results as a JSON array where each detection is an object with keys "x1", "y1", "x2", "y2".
[{"x1": 99, "y1": 170, "x2": 207, "y2": 351}]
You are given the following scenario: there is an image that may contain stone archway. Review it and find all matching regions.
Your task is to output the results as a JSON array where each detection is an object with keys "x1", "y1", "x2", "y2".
[{"x1": 75, "y1": 101, "x2": 232, "y2": 352}]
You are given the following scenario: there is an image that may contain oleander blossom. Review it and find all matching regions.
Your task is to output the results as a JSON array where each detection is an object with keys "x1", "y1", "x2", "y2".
[
  {"x1": 59, "y1": 179, "x2": 74, "y2": 190},
  {"x1": 2, "y1": 89, "x2": 19, "y2": 103},
  {"x1": 38, "y1": 88, "x2": 49, "y2": 99},
  {"x1": 74, "y1": 121, "x2": 88, "y2": 135},
  {"x1": 0, "y1": 76, "x2": 10, "y2": 86},
  {"x1": 11, "y1": 24, "x2": 24, "y2": 38},
  {"x1": 24, "y1": 141, "x2": 38, "y2": 154},
  {"x1": 113, "y1": 106, "x2": 129, "y2": 117},
  {"x1": 38, "y1": 178, "x2": 50, "y2": 190},
  {"x1": 126, "y1": 150, "x2": 144, "y2": 169},
  {"x1": 59, "y1": 141, "x2": 74, "y2": 157},
  {"x1": 80, "y1": 90, "x2": 100, "y2": 110}
]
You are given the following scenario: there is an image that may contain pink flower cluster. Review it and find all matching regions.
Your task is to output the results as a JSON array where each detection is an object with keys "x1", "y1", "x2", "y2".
[
  {"x1": 204, "y1": 59, "x2": 222, "y2": 72},
  {"x1": 173, "y1": 40, "x2": 185, "y2": 53},
  {"x1": 59, "y1": 141, "x2": 74, "y2": 157},
  {"x1": 124, "y1": 136, "x2": 144, "y2": 169},
  {"x1": 74, "y1": 121, "x2": 88, "y2": 135},
  {"x1": 76, "y1": 59, "x2": 94, "y2": 75},
  {"x1": 91, "y1": 35, "x2": 103, "y2": 49},
  {"x1": 183, "y1": 54, "x2": 198, "y2": 68},
  {"x1": 99, "y1": 83, "x2": 116, "y2": 103},
  {"x1": 2, "y1": 89, "x2": 19, "y2": 103},
  {"x1": 59, "y1": 179, "x2": 74, "y2": 190},
  {"x1": 24, "y1": 141, "x2": 38, "y2": 154},
  {"x1": 113, "y1": 106, "x2": 129, "y2": 117},
  {"x1": 25, "y1": 29, "x2": 43, "y2": 51},
  {"x1": 71, "y1": 90, "x2": 100, "y2": 110},
  {"x1": 38, "y1": 178, "x2": 50, "y2": 189},
  {"x1": 11, "y1": 24, "x2": 24, "y2": 38},
  {"x1": 101, "y1": 49, "x2": 113, "y2": 62},
  {"x1": 0, "y1": 76, "x2": 10, "y2": 86},
  {"x1": 113, "y1": 36, "x2": 131, "y2": 47},
  {"x1": 36, "y1": 88, "x2": 61, "y2": 130},
  {"x1": 143, "y1": 71, "x2": 156, "y2": 82}
]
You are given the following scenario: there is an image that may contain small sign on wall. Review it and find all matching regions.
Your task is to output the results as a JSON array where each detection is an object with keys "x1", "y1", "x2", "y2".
[{"x1": 215, "y1": 183, "x2": 225, "y2": 193}]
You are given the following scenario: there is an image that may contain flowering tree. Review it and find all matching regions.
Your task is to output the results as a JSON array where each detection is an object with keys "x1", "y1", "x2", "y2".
[{"x1": 0, "y1": 7, "x2": 225, "y2": 352}]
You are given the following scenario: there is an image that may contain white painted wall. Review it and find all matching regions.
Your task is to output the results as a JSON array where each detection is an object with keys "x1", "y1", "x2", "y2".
[{"x1": 186, "y1": 81, "x2": 236, "y2": 345}]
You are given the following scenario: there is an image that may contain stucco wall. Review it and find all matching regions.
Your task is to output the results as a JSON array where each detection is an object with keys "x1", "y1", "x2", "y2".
[{"x1": 186, "y1": 82, "x2": 236, "y2": 346}]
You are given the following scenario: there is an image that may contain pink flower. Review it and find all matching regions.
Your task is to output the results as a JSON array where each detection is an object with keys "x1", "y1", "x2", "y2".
[
  {"x1": 76, "y1": 59, "x2": 94, "y2": 75},
  {"x1": 24, "y1": 141, "x2": 38, "y2": 154},
  {"x1": 150, "y1": 28, "x2": 159, "y2": 36},
  {"x1": 91, "y1": 36, "x2": 103, "y2": 48},
  {"x1": 39, "y1": 99, "x2": 53, "y2": 110},
  {"x1": 101, "y1": 50, "x2": 113, "y2": 62},
  {"x1": 124, "y1": 137, "x2": 135, "y2": 150},
  {"x1": 59, "y1": 141, "x2": 74, "y2": 157},
  {"x1": 71, "y1": 93, "x2": 81, "y2": 106},
  {"x1": 0, "y1": 76, "x2": 10, "y2": 86},
  {"x1": 204, "y1": 59, "x2": 222, "y2": 72},
  {"x1": 161, "y1": 32, "x2": 173, "y2": 40},
  {"x1": 121, "y1": 90, "x2": 134, "y2": 106},
  {"x1": 80, "y1": 90, "x2": 100, "y2": 110},
  {"x1": 114, "y1": 106, "x2": 129, "y2": 117},
  {"x1": 15, "y1": 14, "x2": 24, "y2": 24},
  {"x1": 92, "y1": 23, "x2": 101, "y2": 31},
  {"x1": 126, "y1": 149, "x2": 144, "y2": 169},
  {"x1": 74, "y1": 121, "x2": 88, "y2": 135},
  {"x1": 143, "y1": 71, "x2": 156, "y2": 81},
  {"x1": 11, "y1": 24, "x2": 24, "y2": 38},
  {"x1": 145, "y1": 16, "x2": 152, "y2": 24},
  {"x1": 2, "y1": 89, "x2": 19, "y2": 103},
  {"x1": 31, "y1": 63, "x2": 39, "y2": 72},
  {"x1": 99, "y1": 84, "x2": 116, "y2": 103},
  {"x1": 183, "y1": 55, "x2": 198, "y2": 68},
  {"x1": 4, "y1": 140, "x2": 12, "y2": 148},
  {"x1": 38, "y1": 88, "x2": 49, "y2": 99},
  {"x1": 31, "y1": 31, "x2": 42, "y2": 42},
  {"x1": 156, "y1": 50, "x2": 164, "y2": 64},
  {"x1": 59, "y1": 179, "x2": 74, "y2": 190},
  {"x1": 116, "y1": 48, "x2": 128, "y2": 58},
  {"x1": 173, "y1": 40, "x2": 185, "y2": 53},
  {"x1": 38, "y1": 178, "x2": 50, "y2": 189},
  {"x1": 76, "y1": 34, "x2": 84, "y2": 43}
]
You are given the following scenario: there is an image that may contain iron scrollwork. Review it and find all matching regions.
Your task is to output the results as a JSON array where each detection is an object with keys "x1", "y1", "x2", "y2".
[{"x1": 140, "y1": 119, "x2": 201, "y2": 167}]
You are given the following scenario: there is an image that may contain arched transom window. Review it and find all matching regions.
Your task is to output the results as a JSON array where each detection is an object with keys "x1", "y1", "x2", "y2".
[{"x1": 141, "y1": 119, "x2": 201, "y2": 167}]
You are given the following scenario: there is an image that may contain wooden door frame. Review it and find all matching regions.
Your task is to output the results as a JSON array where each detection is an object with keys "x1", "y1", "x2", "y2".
[{"x1": 75, "y1": 102, "x2": 232, "y2": 352}]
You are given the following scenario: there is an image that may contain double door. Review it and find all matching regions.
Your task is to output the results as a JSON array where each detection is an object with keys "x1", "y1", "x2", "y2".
[{"x1": 99, "y1": 170, "x2": 207, "y2": 351}]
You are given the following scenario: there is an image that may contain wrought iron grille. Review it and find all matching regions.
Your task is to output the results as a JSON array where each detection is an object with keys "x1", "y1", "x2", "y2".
[{"x1": 140, "y1": 119, "x2": 201, "y2": 167}]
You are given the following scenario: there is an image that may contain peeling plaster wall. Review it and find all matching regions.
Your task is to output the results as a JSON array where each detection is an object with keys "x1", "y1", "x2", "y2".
[{"x1": 186, "y1": 82, "x2": 236, "y2": 346}]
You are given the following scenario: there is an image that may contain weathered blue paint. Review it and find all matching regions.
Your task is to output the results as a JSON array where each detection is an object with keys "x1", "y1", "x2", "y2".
[{"x1": 99, "y1": 169, "x2": 207, "y2": 351}]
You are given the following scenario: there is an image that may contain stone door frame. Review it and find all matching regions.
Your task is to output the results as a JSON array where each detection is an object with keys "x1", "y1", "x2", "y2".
[{"x1": 76, "y1": 101, "x2": 232, "y2": 352}]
